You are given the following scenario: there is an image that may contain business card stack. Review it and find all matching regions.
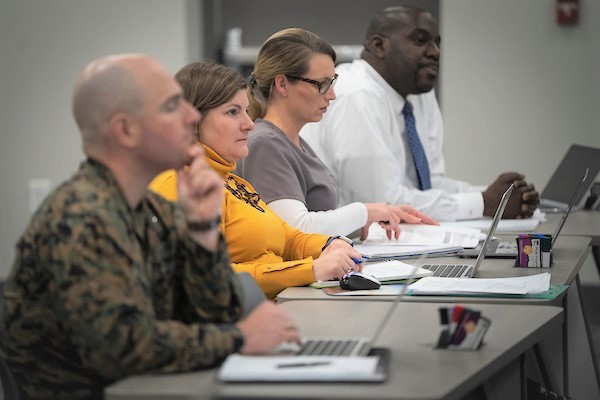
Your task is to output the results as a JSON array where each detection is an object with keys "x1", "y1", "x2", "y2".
[
  {"x1": 515, "y1": 233, "x2": 553, "y2": 268},
  {"x1": 435, "y1": 305, "x2": 491, "y2": 351}
]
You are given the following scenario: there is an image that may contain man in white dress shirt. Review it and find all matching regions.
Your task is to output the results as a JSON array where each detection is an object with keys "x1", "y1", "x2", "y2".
[{"x1": 301, "y1": 6, "x2": 539, "y2": 221}]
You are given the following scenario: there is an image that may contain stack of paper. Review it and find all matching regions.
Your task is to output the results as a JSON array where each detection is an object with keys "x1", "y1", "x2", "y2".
[
  {"x1": 364, "y1": 223, "x2": 481, "y2": 248},
  {"x1": 355, "y1": 244, "x2": 463, "y2": 260},
  {"x1": 407, "y1": 272, "x2": 551, "y2": 296},
  {"x1": 354, "y1": 224, "x2": 477, "y2": 260},
  {"x1": 310, "y1": 260, "x2": 433, "y2": 288},
  {"x1": 439, "y1": 209, "x2": 546, "y2": 233}
]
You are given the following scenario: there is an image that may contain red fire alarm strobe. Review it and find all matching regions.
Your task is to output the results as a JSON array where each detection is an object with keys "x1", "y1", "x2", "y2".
[{"x1": 556, "y1": 0, "x2": 580, "y2": 25}]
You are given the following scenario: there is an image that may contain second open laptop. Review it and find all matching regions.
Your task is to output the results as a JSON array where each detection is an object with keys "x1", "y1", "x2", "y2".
[
  {"x1": 460, "y1": 168, "x2": 589, "y2": 259},
  {"x1": 420, "y1": 184, "x2": 514, "y2": 278},
  {"x1": 279, "y1": 260, "x2": 423, "y2": 358},
  {"x1": 236, "y1": 259, "x2": 423, "y2": 357},
  {"x1": 539, "y1": 144, "x2": 600, "y2": 212}
]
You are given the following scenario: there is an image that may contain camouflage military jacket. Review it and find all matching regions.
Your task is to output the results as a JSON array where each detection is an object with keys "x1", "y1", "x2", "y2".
[{"x1": 0, "y1": 159, "x2": 243, "y2": 400}]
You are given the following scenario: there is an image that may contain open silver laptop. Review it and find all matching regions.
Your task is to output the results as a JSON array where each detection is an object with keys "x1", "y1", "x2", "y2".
[
  {"x1": 461, "y1": 168, "x2": 589, "y2": 259},
  {"x1": 420, "y1": 184, "x2": 514, "y2": 278},
  {"x1": 236, "y1": 261, "x2": 422, "y2": 358},
  {"x1": 540, "y1": 144, "x2": 600, "y2": 212},
  {"x1": 220, "y1": 262, "x2": 424, "y2": 382},
  {"x1": 281, "y1": 261, "x2": 422, "y2": 358}
]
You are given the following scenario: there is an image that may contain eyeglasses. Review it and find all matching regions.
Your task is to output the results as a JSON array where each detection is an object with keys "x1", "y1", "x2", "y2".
[{"x1": 285, "y1": 74, "x2": 338, "y2": 94}]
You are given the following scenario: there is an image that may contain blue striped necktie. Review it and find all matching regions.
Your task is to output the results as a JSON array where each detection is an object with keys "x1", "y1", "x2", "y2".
[{"x1": 402, "y1": 101, "x2": 431, "y2": 190}]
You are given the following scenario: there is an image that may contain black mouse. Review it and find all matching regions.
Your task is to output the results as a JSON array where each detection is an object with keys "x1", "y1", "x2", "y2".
[{"x1": 340, "y1": 272, "x2": 381, "y2": 290}]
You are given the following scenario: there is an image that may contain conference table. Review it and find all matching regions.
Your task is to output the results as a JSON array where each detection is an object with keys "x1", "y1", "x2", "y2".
[
  {"x1": 539, "y1": 210, "x2": 600, "y2": 246},
  {"x1": 277, "y1": 233, "x2": 597, "y2": 400},
  {"x1": 105, "y1": 301, "x2": 563, "y2": 400},
  {"x1": 539, "y1": 209, "x2": 600, "y2": 268},
  {"x1": 105, "y1": 212, "x2": 599, "y2": 399}
]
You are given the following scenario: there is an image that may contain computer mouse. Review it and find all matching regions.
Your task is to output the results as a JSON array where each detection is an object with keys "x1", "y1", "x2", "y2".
[{"x1": 339, "y1": 272, "x2": 381, "y2": 291}]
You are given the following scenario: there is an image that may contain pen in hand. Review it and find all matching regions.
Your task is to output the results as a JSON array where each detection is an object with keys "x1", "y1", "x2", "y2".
[{"x1": 276, "y1": 361, "x2": 332, "y2": 368}]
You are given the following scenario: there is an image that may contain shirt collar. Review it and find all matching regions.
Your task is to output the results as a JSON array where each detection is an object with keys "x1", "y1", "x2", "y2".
[
  {"x1": 203, "y1": 144, "x2": 236, "y2": 178},
  {"x1": 355, "y1": 59, "x2": 407, "y2": 115},
  {"x1": 79, "y1": 158, "x2": 139, "y2": 224}
]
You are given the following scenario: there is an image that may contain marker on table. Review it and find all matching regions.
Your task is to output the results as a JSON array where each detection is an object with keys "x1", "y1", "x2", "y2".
[
  {"x1": 436, "y1": 307, "x2": 451, "y2": 348},
  {"x1": 449, "y1": 305, "x2": 465, "y2": 336}
]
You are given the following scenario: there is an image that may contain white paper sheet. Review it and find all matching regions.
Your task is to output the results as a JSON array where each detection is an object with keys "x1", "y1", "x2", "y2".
[
  {"x1": 439, "y1": 209, "x2": 546, "y2": 233},
  {"x1": 218, "y1": 354, "x2": 381, "y2": 382},
  {"x1": 364, "y1": 223, "x2": 480, "y2": 248},
  {"x1": 407, "y1": 273, "x2": 551, "y2": 295},
  {"x1": 354, "y1": 244, "x2": 463, "y2": 259},
  {"x1": 310, "y1": 260, "x2": 433, "y2": 288}
]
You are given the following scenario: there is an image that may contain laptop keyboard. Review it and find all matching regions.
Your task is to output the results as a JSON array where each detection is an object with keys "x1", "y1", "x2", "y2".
[
  {"x1": 274, "y1": 338, "x2": 368, "y2": 356},
  {"x1": 422, "y1": 264, "x2": 472, "y2": 278},
  {"x1": 496, "y1": 241, "x2": 518, "y2": 254},
  {"x1": 299, "y1": 339, "x2": 366, "y2": 356}
]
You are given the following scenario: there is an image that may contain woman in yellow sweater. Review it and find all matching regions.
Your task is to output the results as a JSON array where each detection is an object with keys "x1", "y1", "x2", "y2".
[{"x1": 150, "y1": 60, "x2": 362, "y2": 299}]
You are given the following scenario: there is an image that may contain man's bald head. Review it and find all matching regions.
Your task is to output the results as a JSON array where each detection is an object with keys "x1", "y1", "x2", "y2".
[
  {"x1": 72, "y1": 54, "x2": 149, "y2": 141},
  {"x1": 68, "y1": 53, "x2": 200, "y2": 202},
  {"x1": 364, "y1": 6, "x2": 430, "y2": 47}
]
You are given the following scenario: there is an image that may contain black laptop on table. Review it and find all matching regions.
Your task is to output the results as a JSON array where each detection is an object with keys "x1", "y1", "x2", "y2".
[
  {"x1": 539, "y1": 144, "x2": 600, "y2": 212},
  {"x1": 461, "y1": 168, "x2": 589, "y2": 259}
]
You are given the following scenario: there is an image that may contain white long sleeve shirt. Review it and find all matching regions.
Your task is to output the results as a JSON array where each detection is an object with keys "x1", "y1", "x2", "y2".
[
  {"x1": 236, "y1": 119, "x2": 369, "y2": 236},
  {"x1": 268, "y1": 198, "x2": 368, "y2": 237},
  {"x1": 301, "y1": 59, "x2": 484, "y2": 222}
]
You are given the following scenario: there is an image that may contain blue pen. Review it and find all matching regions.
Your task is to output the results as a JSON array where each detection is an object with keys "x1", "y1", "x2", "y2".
[{"x1": 351, "y1": 257, "x2": 364, "y2": 265}]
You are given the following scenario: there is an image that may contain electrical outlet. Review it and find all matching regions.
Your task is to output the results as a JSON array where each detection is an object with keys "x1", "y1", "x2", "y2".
[{"x1": 29, "y1": 179, "x2": 52, "y2": 214}]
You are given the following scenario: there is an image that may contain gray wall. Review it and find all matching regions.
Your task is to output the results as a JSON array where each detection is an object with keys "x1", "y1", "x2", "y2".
[
  {"x1": 201, "y1": 0, "x2": 438, "y2": 63},
  {"x1": 1, "y1": 0, "x2": 599, "y2": 279},
  {"x1": 441, "y1": 1, "x2": 600, "y2": 188},
  {"x1": 0, "y1": 0, "x2": 196, "y2": 277}
]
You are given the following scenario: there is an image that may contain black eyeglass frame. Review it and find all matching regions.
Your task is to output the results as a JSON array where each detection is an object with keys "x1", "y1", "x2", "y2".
[{"x1": 285, "y1": 74, "x2": 338, "y2": 94}]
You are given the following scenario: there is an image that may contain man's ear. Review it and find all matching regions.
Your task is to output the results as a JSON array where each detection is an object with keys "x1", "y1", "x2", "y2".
[
  {"x1": 273, "y1": 74, "x2": 288, "y2": 97},
  {"x1": 109, "y1": 112, "x2": 139, "y2": 149},
  {"x1": 368, "y1": 34, "x2": 388, "y2": 59}
]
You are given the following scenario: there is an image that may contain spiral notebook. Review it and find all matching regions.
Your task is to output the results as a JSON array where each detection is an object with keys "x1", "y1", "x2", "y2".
[{"x1": 309, "y1": 259, "x2": 433, "y2": 288}]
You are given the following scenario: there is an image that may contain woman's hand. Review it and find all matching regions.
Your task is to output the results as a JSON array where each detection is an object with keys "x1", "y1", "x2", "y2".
[
  {"x1": 361, "y1": 203, "x2": 438, "y2": 241},
  {"x1": 313, "y1": 246, "x2": 363, "y2": 282},
  {"x1": 390, "y1": 204, "x2": 438, "y2": 226},
  {"x1": 363, "y1": 203, "x2": 401, "y2": 240}
]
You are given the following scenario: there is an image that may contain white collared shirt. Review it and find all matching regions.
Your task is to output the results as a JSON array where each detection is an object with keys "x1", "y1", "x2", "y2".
[{"x1": 301, "y1": 59, "x2": 484, "y2": 221}]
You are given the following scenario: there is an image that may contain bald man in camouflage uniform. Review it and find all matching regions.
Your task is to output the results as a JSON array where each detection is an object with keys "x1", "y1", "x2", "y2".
[{"x1": 0, "y1": 54, "x2": 301, "y2": 400}]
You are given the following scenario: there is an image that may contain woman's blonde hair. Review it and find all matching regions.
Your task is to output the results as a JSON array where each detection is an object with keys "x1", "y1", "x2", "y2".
[
  {"x1": 175, "y1": 60, "x2": 247, "y2": 141},
  {"x1": 248, "y1": 28, "x2": 336, "y2": 120}
]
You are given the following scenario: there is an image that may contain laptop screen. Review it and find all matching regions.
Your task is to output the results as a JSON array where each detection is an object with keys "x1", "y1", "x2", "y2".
[
  {"x1": 541, "y1": 144, "x2": 600, "y2": 207},
  {"x1": 552, "y1": 168, "x2": 589, "y2": 246},
  {"x1": 472, "y1": 184, "x2": 514, "y2": 275}
]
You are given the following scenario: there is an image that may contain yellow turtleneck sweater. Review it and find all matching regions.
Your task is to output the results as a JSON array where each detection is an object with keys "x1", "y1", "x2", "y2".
[{"x1": 149, "y1": 145, "x2": 328, "y2": 299}]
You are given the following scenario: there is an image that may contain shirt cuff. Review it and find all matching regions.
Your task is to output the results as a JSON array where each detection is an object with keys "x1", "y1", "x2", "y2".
[
  {"x1": 350, "y1": 202, "x2": 369, "y2": 226},
  {"x1": 322, "y1": 235, "x2": 354, "y2": 251},
  {"x1": 218, "y1": 324, "x2": 245, "y2": 353},
  {"x1": 453, "y1": 192, "x2": 485, "y2": 220}
]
